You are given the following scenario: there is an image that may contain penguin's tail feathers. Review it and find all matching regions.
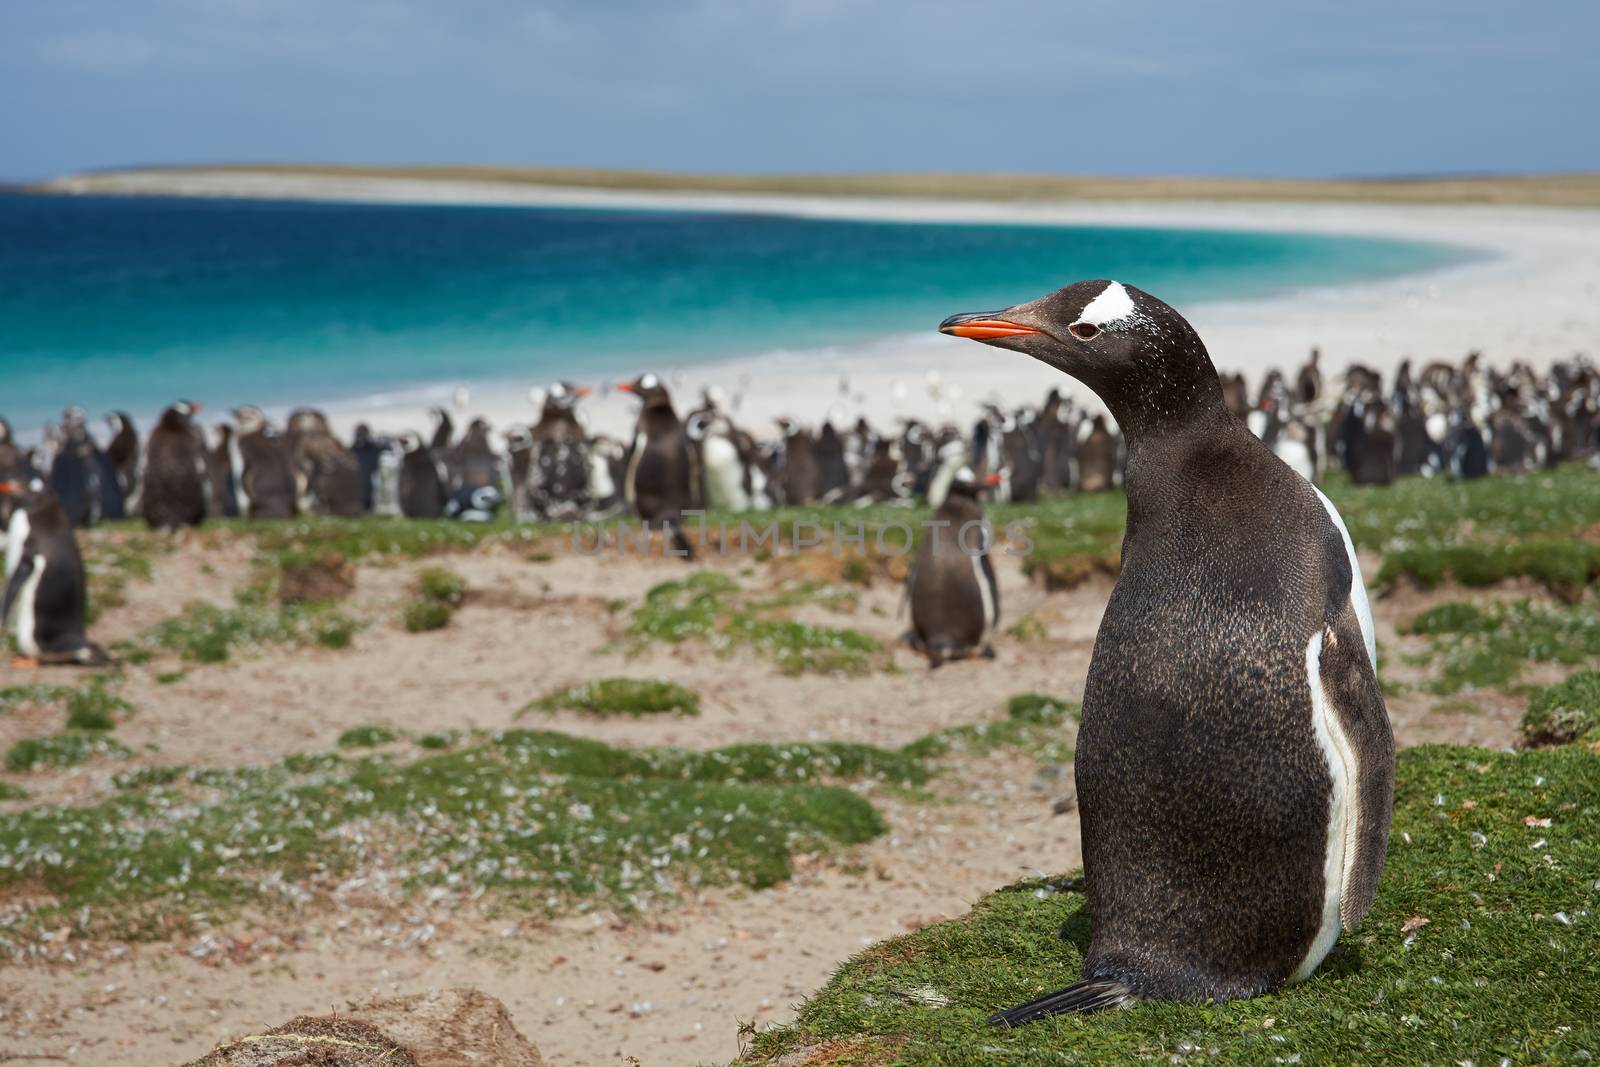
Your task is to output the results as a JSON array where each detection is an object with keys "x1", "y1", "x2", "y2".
[{"x1": 986, "y1": 978, "x2": 1136, "y2": 1028}]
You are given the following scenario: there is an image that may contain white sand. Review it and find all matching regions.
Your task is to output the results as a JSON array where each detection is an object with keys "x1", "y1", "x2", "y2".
[{"x1": 44, "y1": 170, "x2": 1600, "y2": 441}]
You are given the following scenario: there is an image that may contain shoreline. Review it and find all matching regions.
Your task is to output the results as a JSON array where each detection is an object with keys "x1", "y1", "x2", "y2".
[{"x1": 18, "y1": 170, "x2": 1600, "y2": 442}]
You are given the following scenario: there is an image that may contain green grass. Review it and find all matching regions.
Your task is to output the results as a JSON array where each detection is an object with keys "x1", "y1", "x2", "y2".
[
  {"x1": 903, "y1": 693, "x2": 1079, "y2": 764},
  {"x1": 630, "y1": 572, "x2": 880, "y2": 675},
  {"x1": 1523, "y1": 671, "x2": 1600, "y2": 747},
  {"x1": 5, "y1": 733, "x2": 132, "y2": 772},
  {"x1": 337, "y1": 724, "x2": 400, "y2": 748},
  {"x1": 744, "y1": 744, "x2": 1600, "y2": 1066},
  {"x1": 416, "y1": 565, "x2": 467, "y2": 604},
  {"x1": 126, "y1": 587, "x2": 362, "y2": 664},
  {"x1": 0, "y1": 729, "x2": 901, "y2": 949},
  {"x1": 1399, "y1": 597, "x2": 1600, "y2": 694},
  {"x1": 401, "y1": 597, "x2": 452, "y2": 632},
  {"x1": 528, "y1": 677, "x2": 701, "y2": 718},
  {"x1": 63, "y1": 681, "x2": 132, "y2": 732},
  {"x1": 0, "y1": 782, "x2": 28, "y2": 802},
  {"x1": 80, "y1": 530, "x2": 166, "y2": 624},
  {"x1": 0, "y1": 684, "x2": 74, "y2": 713},
  {"x1": 0, "y1": 692, "x2": 1073, "y2": 949}
]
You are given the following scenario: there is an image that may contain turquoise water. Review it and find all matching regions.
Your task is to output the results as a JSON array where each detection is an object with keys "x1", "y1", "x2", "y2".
[{"x1": 0, "y1": 193, "x2": 1471, "y2": 427}]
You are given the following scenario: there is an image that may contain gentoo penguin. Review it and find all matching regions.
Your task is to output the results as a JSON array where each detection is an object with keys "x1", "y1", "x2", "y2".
[
  {"x1": 397, "y1": 431, "x2": 446, "y2": 518},
  {"x1": 526, "y1": 383, "x2": 593, "y2": 520},
  {"x1": 1219, "y1": 372, "x2": 1250, "y2": 419},
  {"x1": 231, "y1": 407, "x2": 298, "y2": 519},
  {"x1": 350, "y1": 424, "x2": 386, "y2": 513},
  {"x1": 505, "y1": 427, "x2": 536, "y2": 518},
  {"x1": 617, "y1": 373, "x2": 696, "y2": 558},
  {"x1": 0, "y1": 480, "x2": 111, "y2": 667},
  {"x1": 48, "y1": 408, "x2": 103, "y2": 528},
  {"x1": 207, "y1": 425, "x2": 240, "y2": 519},
  {"x1": 907, "y1": 467, "x2": 1000, "y2": 667},
  {"x1": 1446, "y1": 409, "x2": 1491, "y2": 480},
  {"x1": 142, "y1": 401, "x2": 209, "y2": 530},
  {"x1": 104, "y1": 411, "x2": 140, "y2": 508},
  {"x1": 300, "y1": 429, "x2": 366, "y2": 516},
  {"x1": 941, "y1": 280, "x2": 1393, "y2": 1022},
  {"x1": 452, "y1": 417, "x2": 500, "y2": 491},
  {"x1": 1295, "y1": 347, "x2": 1323, "y2": 407},
  {"x1": 1076, "y1": 414, "x2": 1118, "y2": 493},
  {"x1": 815, "y1": 422, "x2": 851, "y2": 500},
  {"x1": 773, "y1": 417, "x2": 820, "y2": 506},
  {"x1": 1351, "y1": 407, "x2": 1397, "y2": 486}
]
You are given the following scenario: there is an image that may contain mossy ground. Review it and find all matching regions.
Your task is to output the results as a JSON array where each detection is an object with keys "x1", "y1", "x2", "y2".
[
  {"x1": 0, "y1": 694, "x2": 1075, "y2": 954},
  {"x1": 1523, "y1": 671, "x2": 1600, "y2": 746},
  {"x1": 528, "y1": 677, "x2": 702, "y2": 717},
  {"x1": 122, "y1": 585, "x2": 360, "y2": 664},
  {"x1": 629, "y1": 571, "x2": 881, "y2": 675},
  {"x1": 744, "y1": 744, "x2": 1600, "y2": 1066},
  {"x1": 1399, "y1": 596, "x2": 1600, "y2": 694}
]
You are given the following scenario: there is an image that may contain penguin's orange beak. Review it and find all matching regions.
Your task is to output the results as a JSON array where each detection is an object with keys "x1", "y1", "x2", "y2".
[
  {"x1": 984, "y1": 473, "x2": 1003, "y2": 487},
  {"x1": 575, "y1": 387, "x2": 593, "y2": 398},
  {"x1": 939, "y1": 313, "x2": 1041, "y2": 340},
  {"x1": 191, "y1": 402, "x2": 204, "y2": 412},
  {"x1": 614, "y1": 383, "x2": 636, "y2": 395},
  {"x1": 0, "y1": 482, "x2": 16, "y2": 495}
]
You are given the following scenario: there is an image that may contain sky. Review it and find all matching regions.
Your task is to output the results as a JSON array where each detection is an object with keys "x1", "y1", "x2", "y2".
[{"x1": 3, "y1": 0, "x2": 1598, "y2": 183}]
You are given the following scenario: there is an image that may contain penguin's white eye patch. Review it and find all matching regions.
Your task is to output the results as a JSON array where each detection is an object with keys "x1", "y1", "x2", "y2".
[{"x1": 1069, "y1": 322, "x2": 1101, "y2": 341}]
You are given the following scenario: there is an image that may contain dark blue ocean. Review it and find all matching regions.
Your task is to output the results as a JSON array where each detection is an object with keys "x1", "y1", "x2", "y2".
[{"x1": 0, "y1": 193, "x2": 1470, "y2": 429}]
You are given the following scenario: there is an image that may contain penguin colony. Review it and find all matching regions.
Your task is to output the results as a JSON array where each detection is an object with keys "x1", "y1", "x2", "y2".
[
  {"x1": 943, "y1": 281, "x2": 1395, "y2": 1023},
  {"x1": 2, "y1": 342, "x2": 1590, "y2": 536},
  {"x1": 0, "y1": 343, "x2": 1592, "y2": 669}
]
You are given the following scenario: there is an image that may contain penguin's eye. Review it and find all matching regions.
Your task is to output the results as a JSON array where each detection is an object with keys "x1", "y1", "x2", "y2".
[{"x1": 1069, "y1": 322, "x2": 1101, "y2": 341}]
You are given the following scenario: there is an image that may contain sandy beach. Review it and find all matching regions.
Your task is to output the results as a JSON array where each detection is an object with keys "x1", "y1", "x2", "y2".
[{"x1": 40, "y1": 169, "x2": 1600, "y2": 442}]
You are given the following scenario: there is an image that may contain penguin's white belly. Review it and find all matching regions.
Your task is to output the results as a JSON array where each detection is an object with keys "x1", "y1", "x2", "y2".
[
  {"x1": 970, "y1": 553, "x2": 996, "y2": 641},
  {"x1": 589, "y1": 451, "x2": 617, "y2": 502},
  {"x1": 228, "y1": 437, "x2": 248, "y2": 515},
  {"x1": 1291, "y1": 627, "x2": 1358, "y2": 983},
  {"x1": 13, "y1": 554, "x2": 44, "y2": 657},
  {"x1": 623, "y1": 440, "x2": 645, "y2": 508},
  {"x1": 4, "y1": 510, "x2": 27, "y2": 582},
  {"x1": 1291, "y1": 486, "x2": 1376, "y2": 983},
  {"x1": 702, "y1": 437, "x2": 748, "y2": 511}
]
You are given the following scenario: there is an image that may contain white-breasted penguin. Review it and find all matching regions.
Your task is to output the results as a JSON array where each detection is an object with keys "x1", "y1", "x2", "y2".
[
  {"x1": 941, "y1": 280, "x2": 1394, "y2": 1022},
  {"x1": 0, "y1": 479, "x2": 110, "y2": 667},
  {"x1": 906, "y1": 466, "x2": 1000, "y2": 667}
]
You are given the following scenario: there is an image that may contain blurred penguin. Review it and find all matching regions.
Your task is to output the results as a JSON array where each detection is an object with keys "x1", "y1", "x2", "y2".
[{"x1": 907, "y1": 467, "x2": 1001, "y2": 668}]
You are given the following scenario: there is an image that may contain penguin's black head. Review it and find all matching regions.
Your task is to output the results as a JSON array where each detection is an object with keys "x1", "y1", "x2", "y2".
[
  {"x1": 616, "y1": 373, "x2": 671, "y2": 409},
  {"x1": 546, "y1": 381, "x2": 591, "y2": 412},
  {"x1": 948, "y1": 466, "x2": 1002, "y2": 500},
  {"x1": 233, "y1": 406, "x2": 268, "y2": 434},
  {"x1": 0, "y1": 477, "x2": 47, "y2": 506},
  {"x1": 940, "y1": 280, "x2": 1224, "y2": 436}
]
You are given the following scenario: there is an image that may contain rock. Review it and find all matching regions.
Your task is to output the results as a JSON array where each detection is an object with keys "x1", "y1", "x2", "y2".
[
  {"x1": 186, "y1": 988, "x2": 542, "y2": 1067},
  {"x1": 278, "y1": 551, "x2": 355, "y2": 604},
  {"x1": 187, "y1": 1015, "x2": 420, "y2": 1066},
  {"x1": 345, "y1": 989, "x2": 543, "y2": 1067}
]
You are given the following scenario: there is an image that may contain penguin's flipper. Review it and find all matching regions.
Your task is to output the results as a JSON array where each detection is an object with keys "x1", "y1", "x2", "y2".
[
  {"x1": 1319, "y1": 599, "x2": 1396, "y2": 930},
  {"x1": 987, "y1": 978, "x2": 1134, "y2": 1027},
  {"x1": 2, "y1": 552, "x2": 33, "y2": 626}
]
